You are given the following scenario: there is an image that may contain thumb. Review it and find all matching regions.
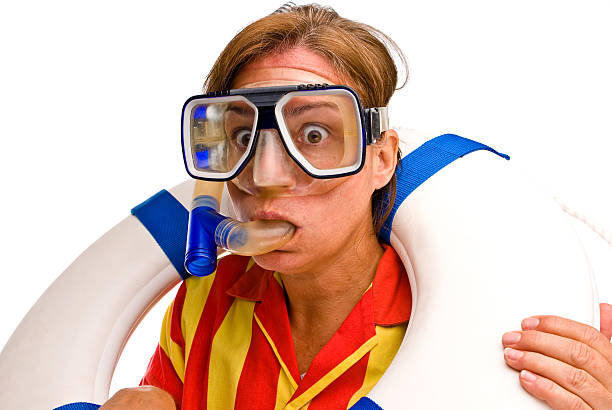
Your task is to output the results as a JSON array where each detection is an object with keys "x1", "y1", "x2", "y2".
[{"x1": 599, "y1": 303, "x2": 612, "y2": 341}]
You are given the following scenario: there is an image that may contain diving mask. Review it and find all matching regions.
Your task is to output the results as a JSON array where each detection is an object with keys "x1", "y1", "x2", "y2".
[{"x1": 181, "y1": 84, "x2": 389, "y2": 193}]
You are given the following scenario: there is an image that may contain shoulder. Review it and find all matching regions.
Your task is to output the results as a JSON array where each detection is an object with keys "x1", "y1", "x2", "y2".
[{"x1": 175, "y1": 254, "x2": 253, "y2": 328}]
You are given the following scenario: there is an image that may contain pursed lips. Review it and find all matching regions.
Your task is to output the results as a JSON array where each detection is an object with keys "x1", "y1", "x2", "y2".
[{"x1": 249, "y1": 210, "x2": 299, "y2": 228}]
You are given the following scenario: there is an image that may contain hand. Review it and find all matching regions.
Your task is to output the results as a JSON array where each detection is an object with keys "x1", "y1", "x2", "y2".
[
  {"x1": 99, "y1": 386, "x2": 176, "y2": 410},
  {"x1": 501, "y1": 303, "x2": 612, "y2": 409}
]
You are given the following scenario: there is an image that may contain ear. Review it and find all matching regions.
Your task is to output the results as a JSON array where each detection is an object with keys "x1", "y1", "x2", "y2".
[{"x1": 371, "y1": 129, "x2": 399, "y2": 190}]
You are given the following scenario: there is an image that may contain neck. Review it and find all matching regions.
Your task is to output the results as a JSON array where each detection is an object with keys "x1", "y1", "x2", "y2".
[
  {"x1": 281, "y1": 239, "x2": 382, "y2": 320},
  {"x1": 280, "y1": 222, "x2": 384, "y2": 373}
]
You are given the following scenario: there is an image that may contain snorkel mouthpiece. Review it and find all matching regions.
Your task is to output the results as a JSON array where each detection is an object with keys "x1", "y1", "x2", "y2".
[
  {"x1": 215, "y1": 218, "x2": 296, "y2": 256},
  {"x1": 184, "y1": 182, "x2": 296, "y2": 276}
]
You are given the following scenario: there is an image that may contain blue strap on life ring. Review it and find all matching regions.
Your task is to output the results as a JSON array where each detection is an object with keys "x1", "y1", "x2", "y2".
[
  {"x1": 378, "y1": 133, "x2": 510, "y2": 245},
  {"x1": 131, "y1": 189, "x2": 190, "y2": 280},
  {"x1": 53, "y1": 402, "x2": 100, "y2": 410},
  {"x1": 351, "y1": 397, "x2": 383, "y2": 409}
]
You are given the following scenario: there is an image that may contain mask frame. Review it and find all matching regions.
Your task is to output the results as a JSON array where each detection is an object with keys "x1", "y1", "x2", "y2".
[{"x1": 181, "y1": 84, "x2": 388, "y2": 181}]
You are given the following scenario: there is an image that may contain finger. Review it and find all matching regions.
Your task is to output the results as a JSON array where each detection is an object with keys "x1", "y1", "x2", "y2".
[
  {"x1": 521, "y1": 315, "x2": 612, "y2": 365},
  {"x1": 504, "y1": 348, "x2": 609, "y2": 409},
  {"x1": 100, "y1": 386, "x2": 176, "y2": 410},
  {"x1": 502, "y1": 330, "x2": 612, "y2": 390},
  {"x1": 517, "y1": 369, "x2": 591, "y2": 410},
  {"x1": 599, "y1": 303, "x2": 612, "y2": 341}
]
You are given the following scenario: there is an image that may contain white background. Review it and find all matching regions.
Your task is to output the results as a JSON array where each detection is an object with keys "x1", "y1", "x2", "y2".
[{"x1": 1, "y1": 0, "x2": 611, "y2": 400}]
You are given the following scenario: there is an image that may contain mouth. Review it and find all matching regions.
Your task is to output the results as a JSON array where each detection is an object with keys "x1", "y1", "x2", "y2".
[
  {"x1": 246, "y1": 210, "x2": 301, "y2": 253},
  {"x1": 250, "y1": 210, "x2": 298, "y2": 227}
]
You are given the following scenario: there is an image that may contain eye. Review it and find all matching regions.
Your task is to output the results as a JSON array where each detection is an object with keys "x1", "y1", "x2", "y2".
[
  {"x1": 232, "y1": 129, "x2": 252, "y2": 148},
  {"x1": 302, "y1": 124, "x2": 329, "y2": 144}
]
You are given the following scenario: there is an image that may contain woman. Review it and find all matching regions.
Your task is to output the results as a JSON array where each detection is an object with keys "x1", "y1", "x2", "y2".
[{"x1": 102, "y1": 4, "x2": 612, "y2": 409}]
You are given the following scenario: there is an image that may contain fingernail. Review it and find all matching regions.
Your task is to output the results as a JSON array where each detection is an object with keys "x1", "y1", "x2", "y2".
[
  {"x1": 520, "y1": 369, "x2": 537, "y2": 383},
  {"x1": 504, "y1": 347, "x2": 523, "y2": 361},
  {"x1": 522, "y1": 317, "x2": 540, "y2": 330},
  {"x1": 502, "y1": 331, "x2": 521, "y2": 345}
]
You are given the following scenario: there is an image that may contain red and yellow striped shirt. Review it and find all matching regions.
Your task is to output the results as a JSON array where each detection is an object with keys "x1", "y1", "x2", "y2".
[{"x1": 141, "y1": 245, "x2": 412, "y2": 409}]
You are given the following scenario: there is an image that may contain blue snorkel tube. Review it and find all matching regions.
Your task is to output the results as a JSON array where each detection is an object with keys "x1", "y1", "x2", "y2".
[
  {"x1": 184, "y1": 182, "x2": 295, "y2": 276},
  {"x1": 184, "y1": 195, "x2": 227, "y2": 276}
]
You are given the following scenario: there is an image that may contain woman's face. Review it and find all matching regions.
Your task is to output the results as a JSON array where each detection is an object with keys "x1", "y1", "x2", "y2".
[{"x1": 228, "y1": 47, "x2": 394, "y2": 274}]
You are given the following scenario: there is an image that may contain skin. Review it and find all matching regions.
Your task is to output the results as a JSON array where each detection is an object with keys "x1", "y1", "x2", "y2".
[{"x1": 100, "y1": 47, "x2": 612, "y2": 408}]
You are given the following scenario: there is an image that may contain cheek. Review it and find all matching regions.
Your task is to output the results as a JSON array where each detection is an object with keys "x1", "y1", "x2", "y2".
[{"x1": 295, "y1": 179, "x2": 374, "y2": 243}]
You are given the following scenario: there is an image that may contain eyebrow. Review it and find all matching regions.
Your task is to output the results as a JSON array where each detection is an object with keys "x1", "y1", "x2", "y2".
[
  {"x1": 284, "y1": 101, "x2": 339, "y2": 117},
  {"x1": 226, "y1": 104, "x2": 253, "y2": 117}
]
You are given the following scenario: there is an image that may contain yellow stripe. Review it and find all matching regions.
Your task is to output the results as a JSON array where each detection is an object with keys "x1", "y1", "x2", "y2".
[
  {"x1": 207, "y1": 298, "x2": 255, "y2": 409},
  {"x1": 159, "y1": 300, "x2": 186, "y2": 382},
  {"x1": 182, "y1": 273, "x2": 216, "y2": 362},
  {"x1": 158, "y1": 254, "x2": 239, "y2": 385},
  {"x1": 347, "y1": 324, "x2": 407, "y2": 407},
  {"x1": 254, "y1": 313, "x2": 299, "y2": 390},
  {"x1": 286, "y1": 336, "x2": 379, "y2": 410},
  {"x1": 274, "y1": 366, "x2": 297, "y2": 410},
  {"x1": 273, "y1": 271, "x2": 284, "y2": 288}
]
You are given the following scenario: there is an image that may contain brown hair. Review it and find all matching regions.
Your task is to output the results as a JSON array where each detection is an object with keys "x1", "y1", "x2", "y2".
[{"x1": 204, "y1": 3, "x2": 407, "y2": 233}]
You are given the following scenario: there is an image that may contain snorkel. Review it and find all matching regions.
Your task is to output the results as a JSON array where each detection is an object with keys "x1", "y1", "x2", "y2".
[{"x1": 184, "y1": 179, "x2": 296, "y2": 276}]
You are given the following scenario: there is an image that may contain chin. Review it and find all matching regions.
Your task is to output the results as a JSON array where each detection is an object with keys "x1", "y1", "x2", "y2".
[{"x1": 252, "y1": 250, "x2": 310, "y2": 275}]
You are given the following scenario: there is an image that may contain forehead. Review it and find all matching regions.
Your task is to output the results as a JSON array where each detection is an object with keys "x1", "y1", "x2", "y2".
[{"x1": 232, "y1": 47, "x2": 344, "y2": 89}]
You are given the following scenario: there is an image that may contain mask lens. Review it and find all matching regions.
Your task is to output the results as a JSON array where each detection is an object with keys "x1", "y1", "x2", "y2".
[
  {"x1": 279, "y1": 91, "x2": 362, "y2": 173},
  {"x1": 189, "y1": 97, "x2": 256, "y2": 177}
]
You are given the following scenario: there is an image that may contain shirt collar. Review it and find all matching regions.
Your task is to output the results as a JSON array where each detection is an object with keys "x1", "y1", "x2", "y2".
[
  {"x1": 372, "y1": 244, "x2": 412, "y2": 325},
  {"x1": 226, "y1": 258, "x2": 272, "y2": 302},
  {"x1": 226, "y1": 244, "x2": 412, "y2": 325}
]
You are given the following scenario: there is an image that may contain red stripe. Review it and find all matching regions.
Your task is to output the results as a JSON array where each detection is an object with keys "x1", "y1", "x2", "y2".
[
  {"x1": 307, "y1": 352, "x2": 370, "y2": 409},
  {"x1": 234, "y1": 319, "x2": 281, "y2": 408},
  {"x1": 140, "y1": 344, "x2": 183, "y2": 409},
  {"x1": 254, "y1": 271, "x2": 300, "y2": 382},
  {"x1": 290, "y1": 289, "x2": 376, "y2": 401},
  {"x1": 170, "y1": 282, "x2": 187, "y2": 349},
  {"x1": 181, "y1": 255, "x2": 251, "y2": 409}
]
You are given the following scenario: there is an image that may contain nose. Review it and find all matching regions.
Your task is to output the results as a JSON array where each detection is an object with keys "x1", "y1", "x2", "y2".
[{"x1": 252, "y1": 129, "x2": 296, "y2": 189}]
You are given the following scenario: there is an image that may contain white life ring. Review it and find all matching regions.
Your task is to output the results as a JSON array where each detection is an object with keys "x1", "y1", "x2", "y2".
[{"x1": 0, "y1": 129, "x2": 602, "y2": 409}]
